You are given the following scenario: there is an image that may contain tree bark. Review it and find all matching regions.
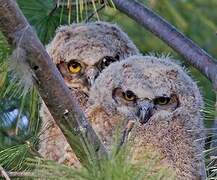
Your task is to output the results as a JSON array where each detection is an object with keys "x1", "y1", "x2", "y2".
[
  {"x1": 113, "y1": 0, "x2": 217, "y2": 90},
  {"x1": 0, "y1": 0, "x2": 107, "y2": 163}
]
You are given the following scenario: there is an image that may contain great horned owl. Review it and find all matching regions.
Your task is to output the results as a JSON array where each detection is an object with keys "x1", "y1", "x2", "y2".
[
  {"x1": 47, "y1": 21, "x2": 139, "y2": 95},
  {"x1": 87, "y1": 55, "x2": 206, "y2": 179},
  {"x1": 39, "y1": 22, "x2": 139, "y2": 166}
]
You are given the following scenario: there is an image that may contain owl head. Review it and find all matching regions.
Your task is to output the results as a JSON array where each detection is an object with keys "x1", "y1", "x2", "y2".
[
  {"x1": 87, "y1": 55, "x2": 205, "y2": 179},
  {"x1": 88, "y1": 55, "x2": 203, "y2": 129},
  {"x1": 47, "y1": 21, "x2": 139, "y2": 94}
]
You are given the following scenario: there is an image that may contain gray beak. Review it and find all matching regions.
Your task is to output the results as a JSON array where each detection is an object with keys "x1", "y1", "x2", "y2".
[
  {"x1": 86, "y1": 67, "x2": 99, "y2": 87},
  {"x1": 137, "y1": 101, "x2": 154, "y2": 124}
]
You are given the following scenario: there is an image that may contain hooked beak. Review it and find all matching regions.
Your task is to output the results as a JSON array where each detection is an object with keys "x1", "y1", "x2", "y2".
[
  {"x1": 86, "y1": 67, "x2": 99, "y2": 87},
  {"x1": 119, "y1": 101, "x2": 154, "y2": 147},
  {"x1": 137, "y1": 101, "x2": 154, "y2": 124}
]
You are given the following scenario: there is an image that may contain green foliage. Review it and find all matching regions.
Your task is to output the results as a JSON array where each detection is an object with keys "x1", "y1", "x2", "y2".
[
  {"x1": 0, "y1": 143, "x2": 39, "y2": 172},
  {"x1": 0, "y1": 0, "x2": 217, "y2": 179},
  {"x1": 26, "y1": 143, "x2": 175, "y2": 180},
  {"x1": 17, "y1": 0, "x2": 67, "y2": 44},
  {"x1": 17, "y1": 0, "x2": 114, "y2": 44},
  {"x1": 0, "y1": 24, "x2": 40, "y2": 173}
]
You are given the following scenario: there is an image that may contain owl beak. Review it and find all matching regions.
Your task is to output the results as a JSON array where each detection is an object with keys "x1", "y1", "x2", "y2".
[
  {"x1": 137, "y1": 101, "x2": 154, "y2": 124},
  {"x1": 86, "y1": 68, "x2": 99, "y2": 87}
]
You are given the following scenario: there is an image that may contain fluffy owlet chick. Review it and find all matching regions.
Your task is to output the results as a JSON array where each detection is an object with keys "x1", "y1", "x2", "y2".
[
  {"x1": 87, "y1": 55, "x2": 206, "y2": 179},
  {"x1": 39, "y1": 22, "x2": 139, "y2": 166},
  {"x1": 47, "y1": 21, "x2": 139, "y2": 94}
]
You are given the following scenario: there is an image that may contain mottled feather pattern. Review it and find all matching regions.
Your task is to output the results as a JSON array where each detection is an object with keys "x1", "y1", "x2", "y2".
[
  {"x1": 39, "y1": 21, "x2": 205, "y2": 179},
  {"x1": 87, "y1": 55, "x2": 205, "y2": 179},
  {"x1": 39, "y1": 21, "x2": 139, "y2": 166}
]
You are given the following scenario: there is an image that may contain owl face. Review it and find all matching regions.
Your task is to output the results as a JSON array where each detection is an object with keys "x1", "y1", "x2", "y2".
[
  {"x1": 88, "y1": 55, "x2": 203, "y2": 126},
  {"x1": 112, "y1": 87, "x2": 179, "y2": 124},
  {"x1": 57, "y1": 54, "x2": 120, "y2": 94},
  {"x1": 87, "y1": 55, "x2": 205, "y2": 178},
  {"x1": 47, "y1": 22, "x2": 139, "y2": 94}
]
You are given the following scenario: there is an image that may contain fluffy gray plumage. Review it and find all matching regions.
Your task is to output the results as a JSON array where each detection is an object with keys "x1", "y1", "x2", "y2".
[
  {"x1": 47, "y1": 21, "x2": 139, "y2": 93},
  {"x1": 87, "y1": 55, "x2": 206, "y2": 179},
  {"x1": 39, "y1": 21, "x2": 139, "y2": 166}
]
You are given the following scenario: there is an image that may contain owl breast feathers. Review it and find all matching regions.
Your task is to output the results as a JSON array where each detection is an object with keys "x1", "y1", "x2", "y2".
[{"x1": 87, "y1": 55, "x2": 206, "y2": 179}]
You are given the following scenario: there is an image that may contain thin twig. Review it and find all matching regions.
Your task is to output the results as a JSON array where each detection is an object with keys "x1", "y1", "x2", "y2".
[
  {"x1": 0, "y1": 171, "x2": 31, "y2": 178},
  {"x1": 85, "y1": 3, "x2": 106, "y2": 22},
  {"x1": 56, "y1": 0, "x2": 104, "y2": 7}
]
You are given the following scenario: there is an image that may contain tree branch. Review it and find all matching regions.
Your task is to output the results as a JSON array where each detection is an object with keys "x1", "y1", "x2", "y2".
[
  {"x1": 113, "y1": 0, "x2": 217, "y2": 90},
  {"x1": 0, "y1": 166, "x2": 11, "y2": 180},
  {"x1": 0, "y1": 0, "x2": 107, "y2": 163},
  {"x1": 0, "y1": 171, "x2": 31, "y2": 178}
]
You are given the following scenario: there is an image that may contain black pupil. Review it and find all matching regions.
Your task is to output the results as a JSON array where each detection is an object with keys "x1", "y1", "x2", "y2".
[
  {"x1": 103, "y1": 56, "x2": 116, "y2": 67},
  {"x1": 69, "y1": 62, "x2": 79, "y2": 68},
  {"x1": 72, "y1": 63, "x2": 78, "y2": 68},
  {"x1": 160, "y1": 97, "x2": 168, "y2": 102},
  {"x1": 125, "y1": 91, "x2": 134, "y2": 99},
  {"x1": 155, "y1": 97, "x2": 170, "y2": 104}
]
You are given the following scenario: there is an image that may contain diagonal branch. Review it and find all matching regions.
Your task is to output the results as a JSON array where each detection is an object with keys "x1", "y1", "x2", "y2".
[
  {"x1": 0, "y1": 171, "x2": 31, "y2": 178},
  {"x1": 0, "y1": 165, "x2": 11, "y2": 180},
  {"x1": 113, "y1": 0, "x2": 217, "y2": 90},
  {"x1": 0, "y1": 0, "x2": 107, "y2": 164},
  {"x1": 85, "y1": 3, "x2": 106, "y2": 22}
]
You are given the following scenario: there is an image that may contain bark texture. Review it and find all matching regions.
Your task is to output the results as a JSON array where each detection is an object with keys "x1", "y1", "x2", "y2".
[{"x1": 0, "y1": 0, "x2": 107, "y2": 164}]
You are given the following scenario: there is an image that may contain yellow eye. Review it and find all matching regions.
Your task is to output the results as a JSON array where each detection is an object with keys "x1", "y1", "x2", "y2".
[
  {"x1": 123, "y1": 90, "x2": 137, "y2": 101},
  {"x1": 67, "y1": 61, "x2": 82, "y2": 74},
  {"x1": 154, "y1": 97, "x2": 170, "y2": 105}
]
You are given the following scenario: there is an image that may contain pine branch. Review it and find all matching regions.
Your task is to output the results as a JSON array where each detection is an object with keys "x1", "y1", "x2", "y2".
[
  {"x1": 0, "y1": 0, "x2": 107, "y2": 164},
  {"x1": 112, "y1": 0, "x2": 217, "y2": 90},
  {"x1": 56, "y1": 0, "x2": 105, "y2": 7},
  {"x1": 0, "y1": 170, "x2": 31, "y2": 178},
  {"x1": 0, "y1": 165, "x2": 11, "y2": 180}
]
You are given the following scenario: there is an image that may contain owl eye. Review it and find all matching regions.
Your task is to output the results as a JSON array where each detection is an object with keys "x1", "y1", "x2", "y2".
[
  {"x1": 99, "y1": 56, "x2": 118, "y2": 70},
  {"x1": 154, "y1": 97, "x2": 170, "y2": 105},
  {"x1": 67, "y1": 61, "x2": 82, "y2": 74},
  {"x1": 123, "y1": 90, "x2": 137, "y2": 101}
]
